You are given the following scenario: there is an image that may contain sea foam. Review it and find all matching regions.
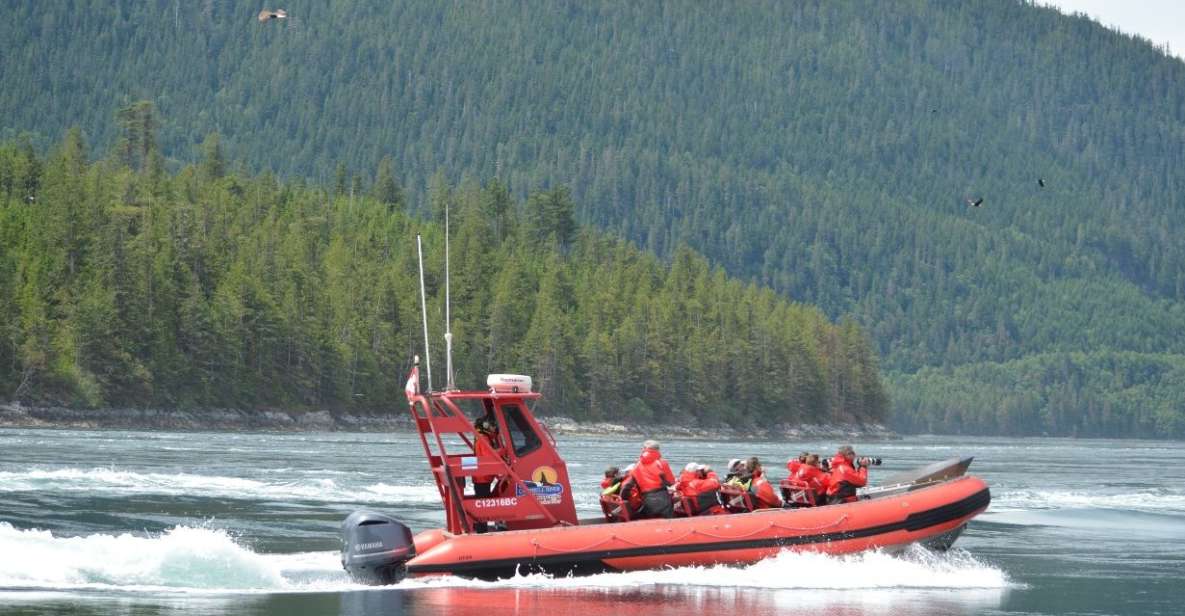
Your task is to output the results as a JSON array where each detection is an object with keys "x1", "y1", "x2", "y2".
[
  {"x1": 992, "y1": 488, "x2": 1185, "y2": 514},
  {"x1": 0, "y1": 467, "x2": 441, "y2": 505},
  {"x1": 400, "y1": 544, "x2": 1012, "y2": 591},
  {"x1": 0, "y1": 522, "x2": 1010, "y2": 594},
  {"x1": 0, "y1": 523, "x2": 351, "y2": 592}
]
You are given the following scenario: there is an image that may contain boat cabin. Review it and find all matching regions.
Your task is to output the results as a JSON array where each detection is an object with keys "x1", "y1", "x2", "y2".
[{"x1": 406, "y1": 367, "x2": 578, "y2": 534}]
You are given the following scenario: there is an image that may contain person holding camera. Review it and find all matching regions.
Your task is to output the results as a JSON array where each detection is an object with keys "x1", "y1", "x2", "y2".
[{"x1": 825, "y1": 445, "x2": 880, "y2": 504}]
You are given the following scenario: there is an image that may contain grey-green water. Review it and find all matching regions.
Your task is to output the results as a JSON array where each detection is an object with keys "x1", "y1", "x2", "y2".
[{"x1": 1, "y1": 429, "x2": 1182, "y2": 615}]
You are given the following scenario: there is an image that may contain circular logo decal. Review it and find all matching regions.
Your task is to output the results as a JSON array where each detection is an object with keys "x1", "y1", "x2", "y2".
[{"x1": 531, "y1": 466, "x2": 559, "y2": 484}]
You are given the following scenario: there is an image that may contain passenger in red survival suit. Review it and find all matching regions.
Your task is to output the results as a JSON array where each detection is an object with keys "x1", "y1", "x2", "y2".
[
  {"x1": 794, "y1": 453, "x2": 831, "y2": 505},
  {"x1": 826, "y1": 445, "x2": 869, "y2": 504},
  {"x1": 686, "y1": 464, "x2": 725, "y2": 515},
  {"x1": 622, "y1": 439, "x2": 676, "y2": 519},
  {"x1": 472, "y1": 417, "x2": 505, "y2": 532},
  {"x1": 746, "y1": 457, "x2": 782, "y2": 509}
]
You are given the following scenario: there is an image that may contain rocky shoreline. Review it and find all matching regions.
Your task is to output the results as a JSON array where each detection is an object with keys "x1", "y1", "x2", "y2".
[{"x1": 0, "y1": 402, "x2": 896, "y2": 441}]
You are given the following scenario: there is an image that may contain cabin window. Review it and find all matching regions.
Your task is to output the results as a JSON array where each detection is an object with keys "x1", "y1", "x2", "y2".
[{"x1": 501, "y1": 404, "x2": 541, "y2": 457}]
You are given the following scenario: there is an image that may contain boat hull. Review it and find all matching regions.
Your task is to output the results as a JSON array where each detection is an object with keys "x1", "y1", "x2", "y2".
[{"x1": 403, "y1": 475, "x2": 990, "y2": 580}]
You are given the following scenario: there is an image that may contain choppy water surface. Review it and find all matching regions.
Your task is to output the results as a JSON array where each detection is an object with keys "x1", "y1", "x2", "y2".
[{"x1": 0, "y1": 429, "x2": 1182, "y2": 615}]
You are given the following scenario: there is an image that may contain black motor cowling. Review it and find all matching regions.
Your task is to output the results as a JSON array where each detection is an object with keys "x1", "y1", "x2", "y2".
[{"x1": 341, "y1": 510, "x2": 416, "y2": 585}]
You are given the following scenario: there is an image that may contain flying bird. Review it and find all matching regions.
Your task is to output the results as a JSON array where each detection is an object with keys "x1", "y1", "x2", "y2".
[
  {"x1": 966, "y1": 197, "x2": 984, "y2": 208},
  {"x1": 258, "y1": 9, "x2": 287, "y2": 22},
  {"x1": 1038, "y1": 178, "x2": 1046, "y2": 188}
]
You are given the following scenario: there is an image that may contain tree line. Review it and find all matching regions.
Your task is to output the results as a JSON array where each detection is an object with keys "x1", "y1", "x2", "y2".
[{"x1": 0, "y1": 120, "x2": 887, "y2": 426}]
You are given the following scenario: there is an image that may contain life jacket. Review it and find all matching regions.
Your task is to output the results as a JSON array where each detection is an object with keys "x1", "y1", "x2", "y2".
[
  {"x1": 687, "y1": 472, "x2": 723, "y2": 514},
  {"x1": 617, "y1": 476, "x2": 645, "y2": 513},
  {"x1": 787, "y1": 459, "x2": 802, "y2": 476},
  {"x1": 725, "y1": 474, "x2": 752, "y2": 491},
  {"x1": 749, "y1": 471, "x2": 782, "y2": 509},
  {"x1": 794, "y1": 464, "x2": 830, "y2": 496},
  {"x1": 473, "y1": 432, "x2": 503, "y2": 484},
  {"x1": 630, "y1": 448, "x2": 675, "y2": 493},
  {"x1": 675, "y1": 470, "x2": 699, "y2": 497}
]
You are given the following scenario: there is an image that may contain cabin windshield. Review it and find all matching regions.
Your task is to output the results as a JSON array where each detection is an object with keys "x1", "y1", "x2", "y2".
[{"x1": 501, "y1": 403, "x2": 541, "y2": 457}]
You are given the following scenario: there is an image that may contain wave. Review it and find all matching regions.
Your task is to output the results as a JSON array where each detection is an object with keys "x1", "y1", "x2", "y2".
[
  {"x1": 992, "y1": 488, "x2": 1185, "y2": 514},
  {"x1": 0, "y1": 523, "x2": 352, "y2": 593},
  {"x1": 0, "y1": 523, "x2": 1010, "y2": 594},
  {"x1": 0, "y1": 467, "x2": 441, "y2": 505},
  {"x1": 398, "y1": 545, "x2": 1013, "y2": 591}
]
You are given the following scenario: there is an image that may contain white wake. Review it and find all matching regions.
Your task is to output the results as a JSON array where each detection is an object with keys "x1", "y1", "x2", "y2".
[{"x1": 0, "y1": 523, "x2": 1010, "y2": 594}]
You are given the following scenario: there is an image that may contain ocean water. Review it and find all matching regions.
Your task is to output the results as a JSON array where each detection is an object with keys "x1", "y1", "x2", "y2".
[{"x1": 0, "y1": 428, "x2": 1182, "y2": 615}]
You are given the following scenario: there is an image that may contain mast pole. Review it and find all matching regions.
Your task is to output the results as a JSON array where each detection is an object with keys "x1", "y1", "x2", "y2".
[
  {"x1": 416, "y1": 234, "x2": 433, "y2": 392},
  {"x1": 444, "y1": 199, "x2": 455, "y2": 390}
]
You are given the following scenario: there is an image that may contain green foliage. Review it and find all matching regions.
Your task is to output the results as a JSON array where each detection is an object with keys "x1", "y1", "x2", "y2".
[
  {"x1": 4, "y1": 2, "x2": 1185, "y2": 435},
  {"x1": 889, "y1": 352, "x2": 1185, "y2": 438},
  {"x1": 0, "y1": 132, "x2": 886, "y2": 425}
]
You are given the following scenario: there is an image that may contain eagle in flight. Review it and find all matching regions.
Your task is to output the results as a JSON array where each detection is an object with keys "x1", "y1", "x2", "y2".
[{"x1": 258, "y1": 9, "x2": 287, "y2": 22}]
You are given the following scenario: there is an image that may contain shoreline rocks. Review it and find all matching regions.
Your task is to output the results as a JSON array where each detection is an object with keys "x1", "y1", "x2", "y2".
[{"x1": 0, "y1": 402, "x2": 895, "y2": 441}]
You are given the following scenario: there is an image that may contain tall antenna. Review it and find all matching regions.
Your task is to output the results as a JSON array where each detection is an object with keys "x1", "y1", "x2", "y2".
[
  {"x1": 416, "y1": 234, "x2": 433, "y2": 392},
  {"x1": 444, "y1": 198, "x2": 456, "y2": 390}
]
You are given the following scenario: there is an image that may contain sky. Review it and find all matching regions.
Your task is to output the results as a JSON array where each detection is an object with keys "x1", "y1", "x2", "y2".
[{"x1": 1045, "y1": 0, "x2": 1185, "y2": 59}]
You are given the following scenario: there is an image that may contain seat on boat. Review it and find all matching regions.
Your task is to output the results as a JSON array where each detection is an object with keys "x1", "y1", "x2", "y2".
[
  {"x1": 600, "y1": 494, "x2": 632, "y2": 522},
  {"x1": 719, "y1": 484, "x2": 755, "y2": 513},
  {"x1": 779, "y1": 478, "x2": 817, "y2": 508}
]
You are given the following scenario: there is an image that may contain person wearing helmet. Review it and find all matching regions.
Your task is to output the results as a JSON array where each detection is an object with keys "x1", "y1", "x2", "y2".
[
  {"x1": 724, "y1": 457, "x2": 752, "y2": 490},
  {"x1": 623, "y1": 439, "x2": 675, "y2": 518},
  {"x1": 724, "y1": 458, "x2": 747, "y2": 485},
  {"x1": 471, "y1": 416, "x2": 505, "y2": 532}
]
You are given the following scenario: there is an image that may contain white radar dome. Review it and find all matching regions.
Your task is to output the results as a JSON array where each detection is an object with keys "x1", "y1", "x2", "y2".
[{"x1": 486, "y1": 374, "x2": 533, "y2": 393}]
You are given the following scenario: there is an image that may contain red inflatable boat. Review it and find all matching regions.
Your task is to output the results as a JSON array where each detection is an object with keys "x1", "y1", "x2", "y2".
[{"x1": 340, "y1": 365, "x2": 990, "y2": 583}]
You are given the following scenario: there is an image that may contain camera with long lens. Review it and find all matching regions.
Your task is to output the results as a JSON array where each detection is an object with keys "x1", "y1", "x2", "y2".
[{"x1": 858, "y1": 456, "x2": 883, "y2": 467}]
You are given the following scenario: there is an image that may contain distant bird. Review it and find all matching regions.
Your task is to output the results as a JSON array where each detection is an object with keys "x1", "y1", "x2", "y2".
[
  {"x1": 258, "y1": 9, "x2": 287, "y2": 22},
  {"x1": 1038, "y1": 178, "x2": 1046, "y2": 188},
  {"x1": 25, "y1": 195, "x2": 35, "y2": 203},
  {"x1": 931, "y1": 108, "x2": 938, "y2": 114},
  {"x1": 966, "y1": 197, "x2": 984, "y2": 208}
]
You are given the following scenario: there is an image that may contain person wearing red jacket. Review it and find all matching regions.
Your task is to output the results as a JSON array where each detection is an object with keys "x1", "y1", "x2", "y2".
[
  {"x1": 676, "y1": 462, "x2": 699, "y2": 494},
  {"x1": 786, "y1": 451, "x2": 809, "y2": 477},
  {"x1": 623, "y1": 440, "x2": 676, "y2": 518},
  {"x1": 825, "y1": 445, "x2": 869, "y2": 504},
  {"x1": 472, "y1": 417, "x2": 506, "y2": 532},
  {"x1": 685, "y1": 464, "x2": 724, "y2": 515},
  {"x1": 673, "y1": 462, "x2": 701, "y2": 515},
  {"x1": 746, "y1": 457, "x2": 782, "y2": 509},
  {"x1": 794, "y1": 453, "x2": 830, "y2": 505},
  {"x1": 620, "y1": 463, "x2": 644, "y2": 515}
]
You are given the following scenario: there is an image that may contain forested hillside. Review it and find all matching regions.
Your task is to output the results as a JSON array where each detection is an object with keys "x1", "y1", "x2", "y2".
[
  {"x1": 0, "y1": 128, "x2": 887, "y2": 425},
  {"x1": 3, "y1": 1, "x2": 1184, "y2": 436}
]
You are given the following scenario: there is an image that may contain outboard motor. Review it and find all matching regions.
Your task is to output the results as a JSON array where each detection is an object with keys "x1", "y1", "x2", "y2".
[{"x1": 341, "y1": 510, "x2": 416, "y2": 585}]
